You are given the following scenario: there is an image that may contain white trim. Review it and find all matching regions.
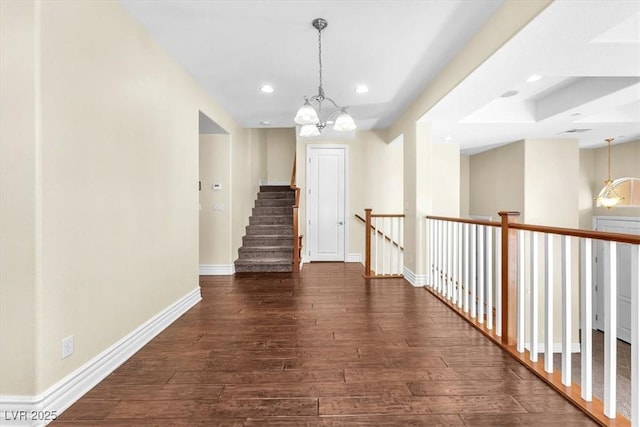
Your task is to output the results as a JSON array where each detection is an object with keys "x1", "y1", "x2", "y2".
[
  {"x1": 262, "y1": 181, "x2": 290, "y2": 186},
  {"x1": 0, "y1": 287, "x2": 201, "y2": 426},
  {"x1": 403, "y1": 267, "x2": 428, "y2": 287},
  {"x1": 525, "y1": 342, "x2": 582, "y2": 353},
  {"x1": 199, "y1": 264, "x2": 235, "y2": 275},
  {"x1": 346, "y1": 253, "x2": 361, "y2": 263}
]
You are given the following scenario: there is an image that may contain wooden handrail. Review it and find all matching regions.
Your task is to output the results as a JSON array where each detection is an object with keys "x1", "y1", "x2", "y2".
[
  {"x1": 355, "y1": 213, "x2": 404, "y2": 251},
  {"x1": 427, "y1": 215, "x2": 499, "y2": 228},
  {"x1": 427, "y1": 214, "x2": 640, "y2": 244}
]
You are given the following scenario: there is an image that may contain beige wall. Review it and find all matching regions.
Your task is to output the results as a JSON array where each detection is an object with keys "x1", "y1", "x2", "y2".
[
  {"x1": 524, "y1": 139, "x2": 579, "y2": 227},
  {"x1": 295, "y1": 130, "x2": 403, "y2": 262},
  {"x1": 460, "y1": 155, "x2": 470, "y2": 218},
  {"x1": 0, "y1": 0, "x2": 38, "y2": 395},
  {"x1": 266, "y1": 128, "x2": 296, "y2": 184},
  {"x1": 0, "y1": 0, "x2": 261, "y2": 396},
  {"x1": 199, "y1": 134, "x2": 232, "y2": 265},
  {"x1": 469, "y1": 141, "x2": 525, "y2": 220}
]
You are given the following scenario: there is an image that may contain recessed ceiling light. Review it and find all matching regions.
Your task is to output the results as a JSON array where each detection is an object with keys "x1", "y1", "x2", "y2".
[
  {"x1": 500, "y1": 90, "x2": 519, "y2": 98},
  {"x1": 260, "y1": 85, "x2": 274, "y2": 93},
  {"x1": 355, "y1": 85, "x2": 369, "y2": 94},
  {"x1": 443, "y1": 136, "x2": 453, "y2": 142},
  {"x1": 260, "y1": 120, "x2": 270, "y2": 126},
  {"x1": 526, "y1": 74, "x2": 543, "y2": 83}
]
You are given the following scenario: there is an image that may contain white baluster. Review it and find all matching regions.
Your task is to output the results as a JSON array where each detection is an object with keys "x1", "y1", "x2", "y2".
[
  {"x1": 396, "y1": 217, "x2": 400, "y2": 275},
  {"x1": 399, "y1": 218, "x2": 403, "y2": 276},
  {"x1": 464, "y1": 223, "x2": 470, "y2": 313},
  {"x1": 374, "y1": 218, "x2": 379, "y2": 276},
  {"x1": 496, "y1": 228, "x2": 502, "y2": 337},
  {"x1": 437, "y1": 220, "x2": 443, "y2": 293},
  {"x1": 486, "y1": 226, "x2": 493, "y2": 330},
  {"x1": 604, "y1": 240, "x2": 617, "y2": 418},
  {"x1": 517, "y1": 230, "x2": 525, "y2": 353},
  {"x1": 478, "y1": 225, "x2": 485, "y2": 324},
  {"x1": 458, "y1": 222, "x2": 463, "y2": 308},
  {"x1": 631, "y1": 244, "x2": 639, "y2": 425},
  {"x1": 545, "y1": 233, "x2": 554, "y2": 373},
  {"x1": 561, "y1": 235, "x2": 571, "y2": 386},
  {"x1": 428, "y1": 219, "x2": 433, "y2": 287},
  {"x1": 452, "y1": 221, "x2": 458, "y2": 304},
  {"x1": 381, "y1": 217, "x2": 386, "y2": 276},
  {"x1": 471, "y1": 224, "x2": 477, "y2": 318},
  {"x1": 530, "y1": 232, "x2": 539, "y2": 362},
  {"x1": 580, "y1": 238, "x2": 592, "y2": 401},
  {"x1": 447, "y1": 221, "x2": 452, "y2": 299}
]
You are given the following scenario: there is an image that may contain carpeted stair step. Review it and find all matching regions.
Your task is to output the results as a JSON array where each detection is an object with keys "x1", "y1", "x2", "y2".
[
  {"x1": 255, "y1": 198, "x2": 294, "y2": 208},
  {"x1": 239, "y1": 246, "x2": 293, "y2": 259},
  {"x1": 234, "y1": 258, "x2": 292, "y2": 273},
  {"x1": 243, "y1": 235, "x2": 293, "y2": 247},
  {"x1": 245, "y1": 225, "x2": 293, "y2": 236},
  {"x1": 249, "y1": 215, "x2": 293, "y2": 225},
  {"x1": 252, "y1": 206, "x2": 291, "y2": 216},
  {"x1": 259, "y1": 185, "x2": 292, "y2": 192},
  {"x1": 257, "y1": 191, "x2": 295, "y2": 200}
]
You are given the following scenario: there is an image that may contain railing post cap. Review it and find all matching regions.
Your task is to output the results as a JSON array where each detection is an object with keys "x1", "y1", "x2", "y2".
[{"x1": 498, "y1": 211, "x2": 521, "y2": 217}]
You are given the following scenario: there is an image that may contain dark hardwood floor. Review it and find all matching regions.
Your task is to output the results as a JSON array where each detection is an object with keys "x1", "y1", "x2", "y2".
[{"x1": 53, "y1": 263, "x2": 596, "y2": 426}]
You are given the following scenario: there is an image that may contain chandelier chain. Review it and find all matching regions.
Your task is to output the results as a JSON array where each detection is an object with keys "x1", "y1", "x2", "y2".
[{"x1": 317, "y1": 25, "x2": 323, "y2": 99}]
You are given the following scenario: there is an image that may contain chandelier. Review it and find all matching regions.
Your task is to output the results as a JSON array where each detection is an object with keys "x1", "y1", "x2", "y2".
[
  {"x1": 595, "y1": 137, "x2": 624, "y2": 208},
  {"x1": 294, "y1": 18, "x2": 356, "y2": 137}
]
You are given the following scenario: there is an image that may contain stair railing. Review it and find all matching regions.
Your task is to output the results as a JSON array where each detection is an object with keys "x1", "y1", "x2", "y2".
[
  {"x1": 358, "y1": 209, "x2": 404, "y2": 278},
  {"x1": 426, "y1": 213, "x2": 640, "y2": 426},
  {"x1": 290, "y1": 156, "x2": 302, "y2": 271}
]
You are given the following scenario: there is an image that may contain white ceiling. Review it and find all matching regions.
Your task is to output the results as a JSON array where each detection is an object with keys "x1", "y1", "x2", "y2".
[{"x1": 118, "y1": 0, "x2": 640, "y2": 154}]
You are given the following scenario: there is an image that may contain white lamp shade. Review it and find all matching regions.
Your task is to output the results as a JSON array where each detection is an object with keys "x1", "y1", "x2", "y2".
[
  {"x1": 597, "y1": 195, "x2": 621, "y2": 208},
  {"x1": 299, "y1": 124, "x2": 321, "y2": 137},
  {"x1": 333, "y1": 112, "x2": 356, "y2": 132},
  {"x1": 294, "y1": 104, "x2": 319, "y2": 125}
]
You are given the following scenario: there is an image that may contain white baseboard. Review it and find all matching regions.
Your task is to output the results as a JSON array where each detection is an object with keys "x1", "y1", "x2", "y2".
[
  {"x1": 403, "y1": 267, "x2": 428, "y2": 287},
  {"x1": 199, "y1": 264, "x2": 234, "y2": 275},
  {"x1": 0, "y1": 287, "x2": 201, "y2": 426},
  {"x1": 262, "y1": 181, "x2": 290, "y2": 186},
  {"x1": 346, "y1": 253, "x2": 361, "y2": 263}
]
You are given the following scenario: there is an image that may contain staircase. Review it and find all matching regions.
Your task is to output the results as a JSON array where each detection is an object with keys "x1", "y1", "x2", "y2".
[{"x1": 234, "y1": 185, "x2": 294, "y2": 273}]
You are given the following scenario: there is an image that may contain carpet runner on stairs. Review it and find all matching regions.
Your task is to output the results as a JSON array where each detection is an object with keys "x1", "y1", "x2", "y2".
[{"x1": 234, "y1": 185, "x2": 294, "y2": 273}]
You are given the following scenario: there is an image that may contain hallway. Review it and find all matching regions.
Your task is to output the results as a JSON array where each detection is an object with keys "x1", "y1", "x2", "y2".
[{"x1": 54, "y1": 263, "x2": 596, "y2": 425}]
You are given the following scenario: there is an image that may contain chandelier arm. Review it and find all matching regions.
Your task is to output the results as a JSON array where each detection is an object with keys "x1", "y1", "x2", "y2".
[{"x1": 322, "y1": 97, "x2": 347, "y2": 110}]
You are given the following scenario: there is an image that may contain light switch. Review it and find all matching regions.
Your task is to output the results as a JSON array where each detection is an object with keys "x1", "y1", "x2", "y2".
[{"x1": 212, "y1": 183, "x2": 222, "y2": 190}]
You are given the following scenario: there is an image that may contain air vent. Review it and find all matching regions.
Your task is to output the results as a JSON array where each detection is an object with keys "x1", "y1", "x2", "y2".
[{"x1": 563, "y1": 128, "x2": 592, "y2": 133}]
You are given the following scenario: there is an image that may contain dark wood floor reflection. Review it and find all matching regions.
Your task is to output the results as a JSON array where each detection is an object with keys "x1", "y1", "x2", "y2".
[{"x1": 54, "y1": 263, "x2": 596, "y2": 426}]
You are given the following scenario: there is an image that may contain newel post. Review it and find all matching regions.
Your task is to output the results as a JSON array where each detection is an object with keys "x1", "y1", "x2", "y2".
[
  {"x1": 364, "y1": 209, "x2": 372, "y2": 277},
  {"x1": 499, "y1": 211, "x2": 520, "y2": 346}
]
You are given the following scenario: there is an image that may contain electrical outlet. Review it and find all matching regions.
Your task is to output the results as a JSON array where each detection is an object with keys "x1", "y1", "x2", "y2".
[{"x1": 62, "y1": 335, "x2": 74, "y2": 359}]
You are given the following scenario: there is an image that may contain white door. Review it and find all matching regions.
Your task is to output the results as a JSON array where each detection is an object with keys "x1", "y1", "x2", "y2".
[
  {"x1": 594, "y1": 217, "x2": 640, "y2": 343},
  {"x1": 306, "y1": 146, "x2": 347, "y2": 261}
]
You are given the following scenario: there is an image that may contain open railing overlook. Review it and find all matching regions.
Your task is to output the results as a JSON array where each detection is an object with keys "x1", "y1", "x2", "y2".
[{"x1": 426, "y1": 213, "x2": 640, "y2": 426}]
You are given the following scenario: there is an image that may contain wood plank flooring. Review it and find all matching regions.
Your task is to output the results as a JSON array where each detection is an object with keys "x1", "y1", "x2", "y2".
[{"x1": 53, "y1": 263, "x2": 597, "y2": 426}]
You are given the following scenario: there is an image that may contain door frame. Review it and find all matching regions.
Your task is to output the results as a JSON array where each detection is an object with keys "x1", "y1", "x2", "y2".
[
  {"x1": 305, "y1": 143, "x2": 350, "y2": 262},
  {"x1": 592, "y1": 215, "x2": 640, "y2": 339}
]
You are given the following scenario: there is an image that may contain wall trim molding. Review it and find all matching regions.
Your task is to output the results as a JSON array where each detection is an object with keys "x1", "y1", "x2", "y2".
[
  {"x1": 199, "y1": 264, "x2": 235, "y2": 275},
  {"x1": 0, "y1": 287, "x2": 201, "y2": 426},
  {"x1": 346, "y1": 253, "x2": 361, "y2": 263},
  {"x1": 403, "y1": 267, "x2": 428, "y2": 287}
]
